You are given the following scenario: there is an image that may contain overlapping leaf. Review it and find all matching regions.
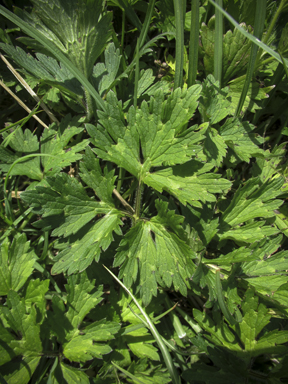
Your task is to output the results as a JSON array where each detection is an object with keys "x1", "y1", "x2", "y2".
[
  {"x1": 114, "y1": 200, "x2": 197, "y2": 306},
  {"x1": 0, "y1": 290, "x2": 42, "y2": 367},
  {"x1": 47, "y1": 271, "x2": 120, "y2": 363},
  {"x1": 92, "y1": 42, "x2": 122, "y2": 97},
  {"x1": 20, "y1": 0, "x2": 112, "y2": 77},
  {"x1": 199, "y1": 75, "x2": 232, "y2": 124},
  {"x1": 90, "y1": 86, "x2": 204, "y2": 175},
  {"x1": 200, "y1": 18, "x2": 252, "y2": 85},
  {"x1": 21, "y1": 148, "x2": 124, "y2": 274},
  {"x1": 193, "y1": 287, "x2": 288, "y2": 362},
  {"x1": 0, "y1": 234, "x2": 37, "y2": 296},
  {"x1": 0, "y1": 44, "x2": 83, "y2": 96},
  {"x1": 0, "y1": 116, "x2": 89, "y2": 180},
  {"x1": 143, "y1": 161, "x2": 231, "y2": 208},
  {"x1": 218, "y1": 177, "x2": 283, "y2": 242}
]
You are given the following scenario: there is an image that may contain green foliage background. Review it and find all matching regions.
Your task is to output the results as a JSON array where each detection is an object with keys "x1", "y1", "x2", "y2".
[{"x1": 0, "y1": 0, "x2": 288, "y2": 383}]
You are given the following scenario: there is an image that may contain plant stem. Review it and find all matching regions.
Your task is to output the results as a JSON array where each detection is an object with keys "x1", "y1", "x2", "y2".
[
  {"x1": 134, "y1": 39, "x2": 140, "y2": 108},
  {"x1": 113, "y1": 189, "x2": 135, "y2": 214},
  {"x1": 188, "y1": 0, "x2": 199, "y2": 87},
  {"x1": 133, "y1": 180, "x2": 143, "y2": 225},
  {"x1": 173, "y1": 0, "x2": 184, "y2": 89},
  {"x1": 214, "y1": 0, "x2": 223, "y2": 87}
]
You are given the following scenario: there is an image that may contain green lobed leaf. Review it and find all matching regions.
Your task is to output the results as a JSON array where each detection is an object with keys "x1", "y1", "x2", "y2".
[
  {"x1": 143, "y1": 162, "x2": 232, "y2": 208},
  {"x1": 227, "y1": 75, "x2": 273, "y2": 114},
  {"x1": 1, "y1": 356, "x2": 41, "y2": 384},
  {"x1": 0, "y1": 117, "x2": 89, "y2": 181},
  {"x1": 203, "y1": 126, "x2": 227, "y2": 167},
  {"x1": 0, "y1": 129, "x2": 42, "y2": 180},
  {"x1": 24, "y1": 278, "x2": 50, "y2": 318},
  {"x1": 114, "y1": 200, "x2": 197, "y2": 306},
  {"x1": 137, "y1": 69, "x2": 156, "y2": 97},
  {"x1": 199, "y1": 75, "x2": 232, "y2": 124},
  {"x1": 91, "y1": 86, "x2": 203, "y2": 177},
  {"x1": 0, "y1": 44, "x2": 83, "y2": 96},
  {"x1": 51, "y1": 212, "x2": 123, "y2": 275},
  {"x1": 46, "y1": 270, "x2": 120, "y2": 363},
  {"x1": 92, "y1": 42, "x2": 122, "y2": 97},
  {"x1": 40, "y1": 116, "x2": 90, "y2": 177},
  {"x1": 79, "y1": 146, "x2": 117, "y2": 205},
  {"x1": 0, "y1": 234, "x2": 37, "y2": 296},
  {"x1": 219, "y1": 118, "x2": 264, "y2": 163},
  {"x1": 241, "y1": 247, "x2": 288, "y2": 297},
  {"x1": 63, "y1": 319, "x2": 120, "y2": 362},
  {"x1": 21, "y1": 173, "x2": 112, "y2": 237},
  {"x1": 0, "y1": 290, "x2": 42, "y2": 361},
  {"x1": 200, "y1": 18, "x2": 253, "y2": 85},
  {"x1": 219, "y1": 177, "x2": 284, "y2": 229},
  {"x1": 21, "y1": 147, "x2": 125, "y2": 275},
  {"x1": 234, "y1": 289, "x2": 288, "y2": 357},
  {"x1": 28, "y1": 0, "x2": 113, "y2": 77}
]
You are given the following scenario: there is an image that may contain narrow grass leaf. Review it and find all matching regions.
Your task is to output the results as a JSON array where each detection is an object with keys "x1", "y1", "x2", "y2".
[
  {"x1": 207, "y1": 0, "x2": 288, "y2": 68},
  {"x1": 214, "y1": 0, "x2": 223, "y2": 87},
  {"x1": 173, "y1": 0, "x2": 184, "y2": 89},
  {"x1": 235, "y1": 0, "x2": 266, "y2": 117},
  {"x1": 103, "y1": 266, "x2": 181, "y2": 384},
  {"x1": 188, "y1": 0, "x2": 200, "y2": 87},
  {"x1": 215, "y1": 270, "x2": 240, "y2": 326},
  {"x1": 134, "y1": 39, "x2": 140, "y2": 108}
]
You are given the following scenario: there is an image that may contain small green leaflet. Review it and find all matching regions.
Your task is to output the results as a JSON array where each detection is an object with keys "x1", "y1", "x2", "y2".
[{"x1": 92, "y1": 42, "x2": 122, "y2": 97}]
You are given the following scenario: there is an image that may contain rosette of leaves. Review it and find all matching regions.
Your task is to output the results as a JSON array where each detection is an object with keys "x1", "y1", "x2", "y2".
[{"x1": 21, "y1": 85, "x2": 232, "y2": 306}]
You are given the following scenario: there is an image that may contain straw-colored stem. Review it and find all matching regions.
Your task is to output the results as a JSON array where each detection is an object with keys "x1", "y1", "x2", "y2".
[
  {"x1": 0, "y1": 79, "x2": 49, "y2": 129},
  {"x1": 1, "y1": 53, "x2": 59, "y2": 124}
]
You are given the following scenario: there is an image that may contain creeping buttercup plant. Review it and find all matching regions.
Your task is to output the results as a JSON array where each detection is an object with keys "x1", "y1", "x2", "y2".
[{"x1": 1, "y1": 0, "x2": 288, "y2": 383}]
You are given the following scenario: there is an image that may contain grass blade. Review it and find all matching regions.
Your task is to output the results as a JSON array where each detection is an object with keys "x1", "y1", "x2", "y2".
[
  {"x1": 188, "y1": 0, "x2": 200, "y2": 87},
  {"x1": 173, "y1": 0, "x2": 184, "y2": 89},
  {"x1": 253, "y1": 62, "x2": 284, "y2": 124},
  {"x1": 255, "y1": 0, "x2": 288, "y2": 68},
  {"x1": 138, "y1": 0, "x2": 156, "y2": 49},
  {"x1": 215, "y1": 269, "x2": 241, "y2": 326},
  {"x1": 0, "y1": 80, "x2": 48, "y2": 129},
  {"x1": 214, "y1": 0, "x2": 223, "y2": 86},
  {"x1": 134, "y1": 39, "x2": 140, "y2": 107},
  {"x1": 207, "y1": 0, "x2": 288, "y2": 68},
  {"x1": 103, "y1": 265, "x2": 181, "y2": 384},
  {"x1": 111, "y1": 361, "x2": 146, "y2": 384},
  {"x1": 117, "y1": 0, "x2": 143, "y2": 33},
  {"x1": 234, "y1": 0, "x2": 266, "y2": 117},
  {"x1": 0, "y1": 5, "x2": 106, "y2": 111}
]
